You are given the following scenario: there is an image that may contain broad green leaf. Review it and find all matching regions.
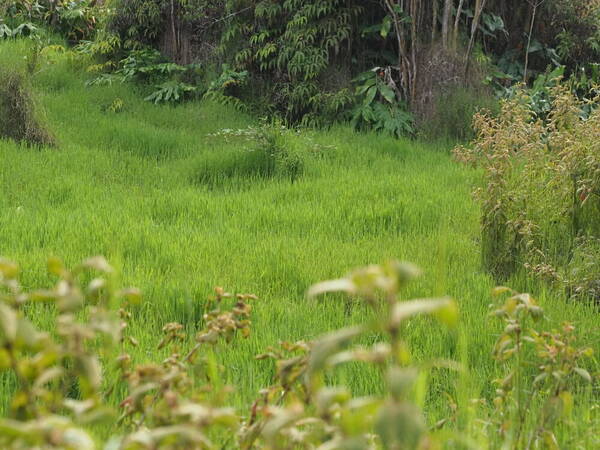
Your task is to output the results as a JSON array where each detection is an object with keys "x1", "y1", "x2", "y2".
[
  {"x1": 364, "y1": 86, "x2": 377, "y2": 106},
  {"x1": 380, "y1": 16, "x2": 392, "y2": 38},
  {"x1": 390, "y1": 297, "x2": 457, "y2": 329},
  {"x1": 528, "y1": 39, "x2": 543, "y2": 53},
  {"x1": 33, "y1": 367, "x2": 64, "y2": 390},
  {"x1": 356, "y1": 77, "x2": 376, "y2": 95},
  {"x1": 574, "y1": 367, "x2": 591, "y2": 383},
  {"x1": 541, "y1": 430, "x2": 559, "y2": 450},
  {"x1": 307, "y1": 278, "x2": 355, "y2": 298},
  {"x1": 387, "y1": 367, "x2": 418, "y2": 400},
  {"x1": 80, "y1": 256, "x2": 113, "y2": 273},
  {"x1": 0, "y1": 348, "x2": 10, "y2": 369},
  {"x1": 47, "y1": 257, "x2": 65, "y2": 277},
  {"x1": 375, "y1": 401, "x2": 425, "y2": 450},
  {"x1": 492, "y1": 286, "x2": 512, "y2": 297},
  {"x1": 559, "y1": 391, "x2": 573, "y2": 418},
  {"x1": 262, "y1": 407, "x2": 302, "y2": 442},
  {"x1": 308, "y1": 325, "x2": 365, "y2": 374},
  {"x1": 0, "y1": 419, "x2": 27, "y2": 438},
  {"x1": 379, "y1": 85, "x2": 396, "y2": 103},
  {"x1": 0, "y1": 259, "x2": 19, "y2": 279},
  {"x1": 0, "y1": 303, "x2": 17, "y2": 343},
  {"x1": 316, "y1": 387, "x2": 351, "y2": 414},
  {"x1": 119, "y1": 288, "x2": 142, "y2": 305}
]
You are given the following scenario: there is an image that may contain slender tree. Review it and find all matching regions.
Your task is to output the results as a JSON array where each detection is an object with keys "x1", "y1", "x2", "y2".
[
  {"x1": 464, "y1": 0, "x2": 488, "y2": 74},
  {"x1": 453, "y1": 0, "x2": 465, "y2": 48},
  {"x1": 442, "y1": 0, "x2": 452, "y2": 48},
  {"x1": 431, "y1": 0, "x2": 438, "y2": 42},
  {"x1": 524, "y1": 0, "x2": 547, "y2": 82}
]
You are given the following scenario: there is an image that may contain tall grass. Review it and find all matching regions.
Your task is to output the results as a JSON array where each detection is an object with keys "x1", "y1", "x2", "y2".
[{"x1": 0, "y1": 39, "x2": 598, "y2": 445}]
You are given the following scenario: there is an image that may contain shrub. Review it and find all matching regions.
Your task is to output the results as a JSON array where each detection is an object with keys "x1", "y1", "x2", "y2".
[
  {"x1": 454, "y1": 83, "x2": 600, "y2": 300},
  {"x1": 548, "y1": 0, "x2": 600, "y2": 69},
  {"x1": 488, "y1": 287, "x2": 594, "y2": 447},
  {"x1": 84, "y1": 47, "x2": 203, "y2": 105},
  {"x1": 0, "y1": 0, "x2": 100, "y2": 43},
  {"x1": 222, "y1": 0, "x2": 362, "y2": 125},
  {"x1": 351, "y1": 68, "x2": 414, "y2": 138},
  {"x1": 0, "y1": 69, "x2": 54, "y2": 146},
  {"x1": 202, "y1": 63, "x2": 249, "y2": 112},
  {"x1": 0, "y1": 256, "x2": 252, "y2": 449}
]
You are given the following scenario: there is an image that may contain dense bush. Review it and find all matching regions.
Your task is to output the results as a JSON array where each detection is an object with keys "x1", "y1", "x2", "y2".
[
  {"x1": 221, "y1": 0, "x2": 362, "y2": 126},
  {"x1": 0, "y1": 0, "x2": 100, "y2": 42},
  {"x1": 547, "y1": 0, "x2": 600, "y2": 70},
  {"x1": 454, "y1": 84, "x2": 600, "y2": 300},
  {"x1": 107, "y1": 0, "x2": 223, "y2": 64},
  {"x1": 351, "y1": 68, "x2": 414, "y2": 138},
  {"x1": 93, "y1": 1, "x2": 510, "y2": 132},
  {"x1": 4, "y1": 1, "x2": 600, "y2": 135}
]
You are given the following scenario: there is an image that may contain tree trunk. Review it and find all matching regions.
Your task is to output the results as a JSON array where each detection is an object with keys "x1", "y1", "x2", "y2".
[
  {"x1": 464, "y1": 0, "x2": 487, "y2": 75},
  {"x1": 383, "y1": 0, "x2": 411, "y2": 101},
  {"x1": 453, "y1": 0, "x2": 465, "y2": 48},
  {"x1": 441, "y1": 0, "x2": 452, "y2": 48},
  {"x1": 410, "y1": 0, "x2": 420, "y2": 104},
  {"x1": 431, "y1": 0, "x2": 438, "y2": 42},
  {"x1": 159, "y1": 0, "x2": 193, "y2": 65}
]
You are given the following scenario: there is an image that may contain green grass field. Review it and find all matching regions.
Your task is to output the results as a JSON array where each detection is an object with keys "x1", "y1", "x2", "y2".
[{"x1": 1, "y1": 40, "x2": 598, "y2": 445}]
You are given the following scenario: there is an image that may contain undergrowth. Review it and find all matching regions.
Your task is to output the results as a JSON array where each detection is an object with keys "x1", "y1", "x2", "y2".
[{"x1": 194, "y1": 122, "x2": 327, "y2": 188}]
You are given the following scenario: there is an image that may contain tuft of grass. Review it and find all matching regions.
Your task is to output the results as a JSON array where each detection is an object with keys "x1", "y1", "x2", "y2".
[{"x1": 0, "y1": 69, "x2": 55, "y2": 146}]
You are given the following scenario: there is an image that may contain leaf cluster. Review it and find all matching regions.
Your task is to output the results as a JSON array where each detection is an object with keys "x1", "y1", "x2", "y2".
[
  {"x1": 222, "y1": 0, "x2": 362, "y2": 125},
  {"x1": 351, "y1": 68, "x2": 414, "y2": 138}
]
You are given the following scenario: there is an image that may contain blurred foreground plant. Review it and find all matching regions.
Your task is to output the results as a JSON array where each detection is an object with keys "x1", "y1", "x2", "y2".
[
  {"x1": 0, "y1": 256, "x2": 131, "y2": 448},
  {"x1": 0, "y1": 257, "x2": 595, "y2": 449},
  {"x1": 0, "y1": 256, "x2": 254, "y2": 449},
  {"x1": 240, "y1": 260, "x2": 458, "y2": 449},
  {"x1": 487, "y1": 287, "x2": 594, "y2": 449}
]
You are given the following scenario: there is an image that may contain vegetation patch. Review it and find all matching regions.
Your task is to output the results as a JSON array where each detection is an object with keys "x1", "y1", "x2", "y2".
[
  {"x1": 192, "y1": 124, "x2": 314, "y2": 189},
  {"x1": 0, "y1": 69, "x2": 54, "y2": 146}
]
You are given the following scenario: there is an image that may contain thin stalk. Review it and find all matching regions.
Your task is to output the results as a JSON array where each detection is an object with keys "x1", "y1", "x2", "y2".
[{"x1": 524, "y1": 1, "x2": 547, "y2": 82}]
